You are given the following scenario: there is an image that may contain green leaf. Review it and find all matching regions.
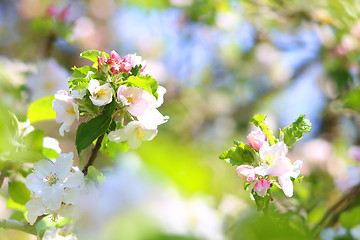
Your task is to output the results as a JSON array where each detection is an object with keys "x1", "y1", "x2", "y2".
[
  {"x1": 126, "y1": 75, "x2": 159, "y2": 99},
  {"x1": 80, "y1": 50, "x2": 108, "y2": 63},
  {"x1": 342, "y1": 86, "x2": 360, "y2": 113},
  {"x1": 10, "y1": 150, "x2": 45, "y2": 163},
  {"x1": 87, "y1": 166, "x2": 105, "y2": 182},
  {"x1": 8, "y1": 181, "x2": 31, "y2": 205},
  {"x1": 27, "y1": 96, "x2": 56, "y2": 124},
  {"x1": 10, "y1": 211, "x2": 26, "y2": 222},
  {"x1": 252, "y1": 191, "x2": 270, "y2": 211},
  {"x1": 75, "y1": 100, "x2": 116, "y2": 155},
  {"x1": 340, "y1": 205, "x2": 360, "y2": 229},
  {"x1": 24, "y1": 129, "x2": 44, "y2": 152},
  {"x1": 70, "y1": 66, "x2": 96, "y2": 79},
  {"x1": 6, "y1": 197, "x2": 27, "y2": 211},
  {"x1": 219, "y1": 142, "x2": 254, "y2": 166},
  {"x1": 250, "y1": 114, "x2": 277, "y2": 145},
  {"x1": 244, "y1": 182, "x2": 251, "y2": 191},
  {"x1": 282, "y1": 114, "x2": 312, "y2": 148}
]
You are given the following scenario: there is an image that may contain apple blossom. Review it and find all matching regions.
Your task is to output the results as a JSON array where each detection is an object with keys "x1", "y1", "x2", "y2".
[
  {"x1": 43, "y1": 227, "x2": 78, "y2": 240},
  {"x1": 108, "y1": 121, "x2": 157, "y2": 150},
  {"x1": 247, "y1": 130, "x2": 267, "y2": 151},
  {"x1": 277, "y1": 160, "x2": 302, "y2": 197},
  {"x1": 52, "y1": 90, "x2": 79, "y2": 136},
  {"x1": 253, "y1": 179, "x2": 271, "y2": 197},
  {"x1": 236, "y1": 165, "x2": 256, "y2": 182},
  {"x1": 119, "y1": 61, "x2": 132, "y2": 73},
  {"x1": 25, "y1": 152, "x2": 85, "y2": 224},
  {"x1": 255, "y1": 142, "x2": 293, "y2": 177},
  {"x1": 117, "y1": 85, "x2": 151, "y2": 116},
  {"x1": 108, "y1": 50, "x2": 121, "y2": 65},
  {"x1": 110, "y1": 64, "x2": 120, "y2": 74},
  {"x1": 88, "y1": 79, "x2": 113, "y2": 106}
]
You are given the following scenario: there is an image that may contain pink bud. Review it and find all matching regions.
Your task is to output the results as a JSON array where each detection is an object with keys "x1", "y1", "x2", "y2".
[
  {"x1": 119, "y1": 61, "x2": 132, "y2": 73},
  {"x1": 140, "y1": 64, "x2": 147, "y2": 73},
  {"x1": 97, "y1": 54, "x2": 107, "y2": 65},
  {"x1": 109, "y1": 51, "x2": 121, "y2": 65},
  {"x1": 253, "y1": 180, "x2": 271, "y2": 197},
  {"x1": 47, "y1": 5, "x2": 57, "y2": 17},
  {"x1": 247, "y1": 130, "x2": 267, "y2": 151},
  {"x1": 236, "y1": 165, "x2": 256, "y2": 182},
  {"x1": 58, "y1": 6, "x2": 70, "y2": 22},
  {"x1": 110, "y1": 65, "x2": 120, "y2": 74}
]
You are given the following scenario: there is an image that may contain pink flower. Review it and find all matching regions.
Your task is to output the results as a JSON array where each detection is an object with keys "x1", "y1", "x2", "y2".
[
  {"x1": 253, "y1": 180, "x2": 271, "y2": 197},
  {"x1": 119, "y1": 61, "x2": 132, "y2": 73},
  {"x1": 247, "y1": 130, "x2": 267, "y2": 151},
  {"x1": 110, "y1": 65, "x2": 120, "y2": 74},
  {"x1": 117, "y1": 85, "x2": 151, "y2": 116},
  {"x1": 108, "y1": 51, "x2": 121, "y2": 65},
  {"x1": 236, "y1": 165, "x2": 256, "y2": 182}
]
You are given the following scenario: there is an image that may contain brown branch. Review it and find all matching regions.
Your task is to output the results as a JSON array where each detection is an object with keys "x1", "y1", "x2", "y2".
[
  {"x1": 313, "y1": 183, "x2": 360, "y2": 236},
  {"x1": 0, "y1": 219, "x2": 37, "y2": 236},
  {"x1": 82, "y1": 134, "x2": 105, "y2": 175}
]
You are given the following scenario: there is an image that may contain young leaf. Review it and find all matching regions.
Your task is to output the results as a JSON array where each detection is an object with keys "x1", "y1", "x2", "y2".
[
  {"x1": 126, "y1": 75, "x2": 159, "y2": 99},
  {"x1": 8, "y1": 181, "x2": 31, "y2": 205},
  {"x1": 10, "y1": 150, "x2": 46, "y2": 163},
  {"x1": 75, "y1": 100, "x2": 116, "y2": 155},
  {"x1": 244, "y1": 182, "x2": 251, "y2": 191},
  {"x1": 27, "y1": 96, "x2": 56, "y2": 124},
  {"x1": 252, "y1": 191, "x2": 270, "y2": 211},
  {"x1": 219, "y1": 142, "x2": 254, "y2": 166},
  {"x1": 80, "y1": 50, "x2": 108, "y2": 63},
  {"x1": 250, "y1": 114, "x2": 277, "y2": 145},
  {"x1": 282, "y1": 114, "x2": 312, "y2": 148},
  {"x1": 87, "y1": 166, "x2": 105, "y2": 182}
]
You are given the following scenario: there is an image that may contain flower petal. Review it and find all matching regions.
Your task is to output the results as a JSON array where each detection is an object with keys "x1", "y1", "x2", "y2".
[
  {"x1": 63, "y1": 171, "x2": 85, "y2": 188},
  {"x1": 26, "y1": 198, "x2": 47, "y2": 225},
  {"x1": 26, "y1": 173, "x2": 47, "y2": 193},
  {"x1": 42, "y1": 186, "x2": 63, "y2": 211},
  {"x1": 278, "y1": 175, "x2": 293, "y2": 197},
  {"x1": 34, "y1": 160, "x2": 54, "y2": 179},
  {"x1": 127, "y1": 134, "x2": 143, "y2": 150},
  {"x1": 55, "y1": 152, "x2": 74, "y2": 180},
  {"x1": 108, "y1": 129, "x2": 128, "y2": 143}
]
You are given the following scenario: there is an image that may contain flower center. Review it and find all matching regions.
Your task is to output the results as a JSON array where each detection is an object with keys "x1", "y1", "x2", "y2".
[
  {"x1": 136, "y1": 128, "x2": 144, "y2": 140},
  {"x1": 66, "y1": 107, "x2": 75, "y2": 114},
  {"x1": 46, "y1": 172, "x2": 58, "y2": 186},
  {"x1": 264, "y1": 153, "x2": 275, "y2": 165},
  {"x1": 126, "y1": 96, "x2": 134, "y2": 104},
  {"x1": 96, "y1": 88, "x2": 107, "y2": 97}
]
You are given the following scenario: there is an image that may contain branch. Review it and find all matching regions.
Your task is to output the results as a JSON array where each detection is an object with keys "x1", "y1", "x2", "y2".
[
  {"x1": 313, "y1": 183, "x2": 360, "y2": 236},
  {"x1": 82, "y1": 134, "x2": 105, "y2": 175},
  {"x1": 0, "y1": 219, "x2": 37, "y2": 236}
]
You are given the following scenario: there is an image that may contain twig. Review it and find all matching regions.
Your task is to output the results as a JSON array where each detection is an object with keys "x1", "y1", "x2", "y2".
[
  {"x1": 313, "y1": 183, "x2": 360, "y2": 236},
  {"x1": 82, "y1": 134, "x2": 105, "y2": 175},
  {"x1": 0, "y1": 219, "x2": 37, "y2": 236}
]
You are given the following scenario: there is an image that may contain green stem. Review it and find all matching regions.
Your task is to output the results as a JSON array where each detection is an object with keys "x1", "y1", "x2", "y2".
[
  {"x1": 82, "y1": 134, "x2": 105, "y2": 175},
  {"x1": 0, "y1": 219, "x2": 37, "y2": 236}
]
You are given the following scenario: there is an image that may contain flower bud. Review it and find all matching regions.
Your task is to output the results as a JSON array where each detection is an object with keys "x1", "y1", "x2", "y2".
[
  {"x1": 119, "y1": 61, "x2": 132, "y2": 73},
  {"x1": 108, "y1": 50, "x2": 121, "y2": 65},
  {"x1": 236, "y1": 165, "x2": 256, "y2": 182},
  {"x1": 247, "y1": 130, "x2": 267, "y2": 151},
  {"x1": 110, "y1": 65, "x2": 120, "y2": 74},
  {"x1": 253, "y1": 179, "x2": 271, "y2": 197}
]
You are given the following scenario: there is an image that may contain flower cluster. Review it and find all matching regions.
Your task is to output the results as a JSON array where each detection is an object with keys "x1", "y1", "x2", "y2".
[
  {"x1": 25, "y1": 152, "x2": 85, "y2": 224},
  {"x1": 52, "y1": 50, "x2": 168, "y2": 151},
  {"x1": 238, "y1": 131, "x2": 302, "y2": 197},
  {"x1": 220, "y1": 114, "x2": 311, "y2": 205}
]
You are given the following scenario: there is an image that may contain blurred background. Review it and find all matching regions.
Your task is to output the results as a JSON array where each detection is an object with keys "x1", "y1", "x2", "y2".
[{"x1": 1, "y1": 0, "x2": 360, "y2": 239}]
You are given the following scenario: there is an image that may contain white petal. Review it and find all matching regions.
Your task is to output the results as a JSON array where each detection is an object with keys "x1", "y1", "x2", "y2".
[
  {"x1": 26, "y1": 198, "x2": 47, "y2": 225},
  {"x1": 127, "y1": 134, "x2": 142, "y2": 150},
  {"x1": 42, "y1": 187, "x2": 63, "y2": 211},
  {"x1": 59, "y1": 116, "x2": 76, "y2": 136},
  {"x1": 154, "y1": 86, "x2": 166, "y2": 108},
  {"x1": 55, "y1": 152, "x2": 74, "y2": 180},
  {"x1": 108, "y1": 129, "x2": 128, "y2": 143},
  {"x1": 142, "y1": 128, "x2": 158, "y2": 141},
  {"x1": 88, "y1": 79, "x2": 100, "y2": 94},
  {"x1": 63, "y1": 188, "x2": 80, "y2": 205},
  {"x1": 63, "y1": 171, "x2": 85, "y2": 188},
  {"x1": 254, "y1": 164, "x2": 271, "y2": 176},
  {"x1": 26, "y1": 173, "x2": 47, "y2": 193},
  {"x1": 34, "y1": 160, "x2": 54, "y2": 179},
  {"x1": 278, "y1": 175, "x2": 293, "y2": 197},
  {"x1": 290, "y1": 160, "x2": 302, "y2": 178}
]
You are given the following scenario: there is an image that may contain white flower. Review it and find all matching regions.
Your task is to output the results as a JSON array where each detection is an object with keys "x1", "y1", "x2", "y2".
[
  {"x1": 43, "y1": 227, "x2": 78, "y2": 240},
  {"x1": 117, "y1": 85, "x2": 152, "y2": 116},
  {"x1": 108, "y1": 121, "x2": 157, "y2": 150},
  {"x1": 52, "y1": 90, "x2": 79, "y2": 136},
  {"x1": 70, "y1": 89, "x2": 86, "y2": 99},
  {"x1": 25, "y1": 152, "x2": 85, "y2": 224},
  {"x1": 26, "y1": 59, "x2": 68, "y2": 101},
  {"x1": 88, "y1": 79, "x2": 113, "y2": 106},
  {"x1": 255, "y1": 142, "x2": 301, "y2": 197}
]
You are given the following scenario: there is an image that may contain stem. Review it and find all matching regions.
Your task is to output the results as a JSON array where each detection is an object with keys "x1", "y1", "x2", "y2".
[
  {"x1": 82, "y1": 134, "x2": 105, "y2": 175},
  {"x1": 313, "y1": 183, "x2": 360, "y2": 236},
  {"x1": 0, "y1": 219, "x2": 37, "y2": 236}
]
